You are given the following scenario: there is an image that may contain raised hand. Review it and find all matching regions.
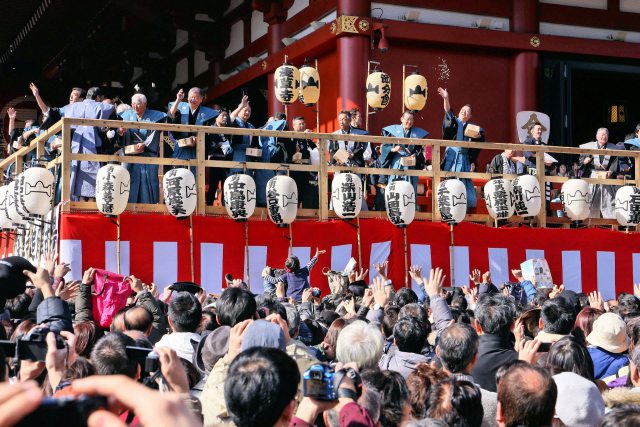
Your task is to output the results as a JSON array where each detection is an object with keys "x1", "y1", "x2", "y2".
[
  {"x1": 355, "y1": 268, "x2": 368, "y2": 281},
  {"x1": 469, "y1": 269, "x2": 481, "y2": 284},
  {"x1": 519, "y1": 338, "x2": 541, "y2": 364},
  {"x1": 409, "y1": 265, "x2": 423, "y2": 284},
  {"x1": 549, "y1": 284, "x2": 565, "y2": 299},
  {"x1": 482, "y1": 271, "x2": 491, "y2": 284},
  {"x1": 437, "y1": 87, "x2": 448, "y2": 99},
  {"x1": 362, "y1": 288, "x2": 374, "y2": 308},
  {"x1": 7, "y1": 107, "x2": 16, "y2": 120},
  {"x1": 314, "y1": 247, "x2": 326, "y2": 258},
  {"x1": 55, "y1": 280, "x2": 80, "y2": 301},
  {"x1": 155, "y1": 347, "x2": 190, "y2": 393},
  {"x1": 29, "y1": 82, "x2": 39, "y2": 97},
  {"x1": 424, "y1": 267, "x2": 445, "y2": 297},
  {"x1": 588, "y1": 291, "x2": 604, "y2": 311},
  {"x1": 54, "y1": 262, "x2": 71, "y2": 279},
  {"x1": 374, "y1": 260, "x2": 389, "y2": 280},
  {"x1": 371, "y1": 276, "x2": 390, "y2": 309},
  {"x1": 175, "y1": 88, "x2": 185, "y2": 102},
  {"x1": 511, "y1": 269, "x2": 523, "y2": 281}
]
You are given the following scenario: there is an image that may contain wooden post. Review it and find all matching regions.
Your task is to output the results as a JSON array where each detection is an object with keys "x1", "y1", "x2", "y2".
[
  {"x1": 318, "y1": 139, "x2": 329, "y2": 220},
  {"x1": 196, "y1": 131, "x2": 206, "y2": 215},
  {"x1": 189, "y1": 215, "x2": 195, "y2": 282},
  {"x1": 315, "y1": 59, "x2": 320, "y2": 132},
  {"x1": 535, "y1": 151, "x2": 546, "y2": 227},
  {"x1": 159, "y1": 131, "x2": 165, "y2": 205},
  {"x1": 356, "y1": 217, "x2": 363, "y2": 268},
  {"x1": 449, "y1": 224, "x2": 455, "y2": 287},
  {"x1": 244, "y1": 221, "x2": 251, "y2": 289},
  {"x1": 288, "y1": 223, "x2": 293, "y2": 256},
  {"x1": 431, "y1": 142, "x2": 441, "y2": 221},
  {"x1": 61, "y1": 120, "x2": 72, "y2": 212},
  {"x1": 403, "y1": 227, "x2": 409, "y2": 287},
  {"x1": 116, "y1": 215, "x2": 121, "y2": 275}
]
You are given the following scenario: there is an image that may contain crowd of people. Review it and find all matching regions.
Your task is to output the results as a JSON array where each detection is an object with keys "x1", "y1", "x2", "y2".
[
  {"x1": 6, "y1": 84, "x2": 640, "y2": 218},
  {"x1": 0, "y1": 249, "x2": 639, "y2": 426}
]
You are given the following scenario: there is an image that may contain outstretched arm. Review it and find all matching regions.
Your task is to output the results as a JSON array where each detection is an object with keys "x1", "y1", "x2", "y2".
[
  {"x1": 29, "y1": 83, "x2": 49, "y2": 114},
  {"x1": 437, "y1": 87, "x2": 451, "y2": 114},
  {"x1": 168, "y1": 89, "x2": 184, "y2": 119},
  {"x1": 7, "y1": 108, "x2": 16, "y2": 134},
  {"x1": 230, "y1": 95, "x2": 249, "y2": 122}
]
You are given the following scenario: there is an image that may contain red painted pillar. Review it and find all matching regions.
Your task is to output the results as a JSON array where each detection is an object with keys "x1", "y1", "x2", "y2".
[
  {"x1": 254, "y1": 1, "x2": 292, "y2": 116},
  {"x1": 510, "y1": 0, "x2": 540, "y2": 140},
  {"x1": 336, "y1": 0, "x2": 370, "y2": 115}
]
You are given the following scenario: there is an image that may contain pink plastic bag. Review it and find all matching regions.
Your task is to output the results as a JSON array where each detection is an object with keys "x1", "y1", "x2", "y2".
[{"x1": 92, "y1": 269, "x2": 130, "y2": 328}]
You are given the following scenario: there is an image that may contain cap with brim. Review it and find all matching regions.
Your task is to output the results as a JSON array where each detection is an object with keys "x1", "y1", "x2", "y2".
[
  {"x1": 192, "y1": 326, "x2": 230, "y2": 375},
  {"x1": 169, "y1": 281, "x2": 201, "y2": 294},
  {"x1": 586, "y1": 312, "x2": 630, "y2": 354},
  {"x1": 0, "y1": 256, "x2": 36, "y2": 299}
]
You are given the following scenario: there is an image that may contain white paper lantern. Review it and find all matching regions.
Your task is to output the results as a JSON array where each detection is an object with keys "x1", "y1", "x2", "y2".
[
  {"x1": 512, "y1": 174, "x2": 541, "y2": 217},
  {"x1": 18, "y1": 166, "x2": 55, "y2": 218},
  {"x1": 0, "y1": 186, "x2": 15, "y2": 230},
  {"x1": 331, "y1": 173, "x2": 362, "y2": 219},
  {"x1": 96, "y1": 164, "x2": 130, "y2": 216},
  {"x1": 366, "y1": 71, "x2": 391, "y2": 110},
  {"x1": 404, "y1": 72, "x2": 427, "y2": 112},
  {"x1": 6, "y1": 180, "x2": 27, "y2": 227},
  {"x1": 299, "y1": 65, "x2": 320, "y2": 106},
  {"x1": 437, "y1": 178, "x2": 467, "y2": 224},
  {"x1": 385, "y1": 180, "x2": 415, "y2": 227},
  {"x1": 274, "y1": 63, "x2": 300, "y2": 104},
  {"x1": 561, "y1": 178, "x2": 590, "y2": 221},
  {"x1": 484, "y1": 178, "x2": 515, "y2": 219},
  {"x1": 615, "y1": 185, "x2": 640, "y2": 226},
  {"x1": 266, "y1": 175, "x2": 298, "y2": 227},
  {"x1": 163, "y1": 168, "x2": 196, "y2": 219},
  {"x1": 223, "y1": 174, "x2": 256, "y2": 221}
]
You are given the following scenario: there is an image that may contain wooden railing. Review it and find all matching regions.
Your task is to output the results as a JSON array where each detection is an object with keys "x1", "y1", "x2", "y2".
[{"x1": 1, "y1": 117, "x2": 637, "y2": 229}]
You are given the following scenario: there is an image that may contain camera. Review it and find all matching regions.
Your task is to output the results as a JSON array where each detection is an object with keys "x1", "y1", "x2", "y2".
[
  {"x1": 126, "y1": 346, "x2": 160, "y2": 374},
  {"x1": 0, "y1": 327, "x2": 65, "y2": 362},
  {"x1": 16, "y1": 395, "x2": 108, "y2": 427},
  {"x1": 311, "y1": 288, "x2": 321, "y2": 298},
  {"x1": 303, "y1": 363, "x2": 336, "y2": 401}
]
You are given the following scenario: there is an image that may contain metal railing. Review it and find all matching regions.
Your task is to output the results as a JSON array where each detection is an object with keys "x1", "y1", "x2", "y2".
[{"x1": 1, "y1": 117, "x2": 637, "y2": 228}]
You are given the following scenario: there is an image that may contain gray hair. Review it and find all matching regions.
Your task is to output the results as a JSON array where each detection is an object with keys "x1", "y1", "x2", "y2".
[
  {"x1": 189, "y1": 87, "x2": 205, "y2": 98},
  {"x1": 282, "y1": 303, "x2": 300, "y2": 339},
  {"x1": 336, "y1": 320, "x2": 384, "y2": 370},
  {"x1": 597, "y1": 127, "x2": 609, "y2": 135},
  {"x1": 131, "y1": 93, "x2": 147, "y2": 105}
]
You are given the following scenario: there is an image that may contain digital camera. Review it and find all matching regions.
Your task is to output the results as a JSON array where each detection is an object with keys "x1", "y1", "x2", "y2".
[
  {"x1": 311, "y1": 288, "x2": 321, "y2": 298},
  {"x1": 303, "y1": 363, "x2": 336, "y2": 401}
]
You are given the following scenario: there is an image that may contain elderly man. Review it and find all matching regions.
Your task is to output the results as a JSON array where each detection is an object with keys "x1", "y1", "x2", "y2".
[
  {"x1": 579, "y1": 128, "x2": 620, "y2": 218},
  {"x1": 119, "y1": 93, "x2": 167, "y2": 204},
  {"x1": 437, "y1": 87, "x2": 485, "y2": 208},
  {"x1": 167, "y1": 87, "x2": 219, "y2": 163},
  {"x1": 381, "y1": 110, "x2": 428, "y2": 194}
]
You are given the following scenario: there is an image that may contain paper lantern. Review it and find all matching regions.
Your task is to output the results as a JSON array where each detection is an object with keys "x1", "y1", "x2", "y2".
[
  {"x1": 299, "y1": 65, "x2": 320, "y2": 106},
  {"x1": 331, "y1": 173, "x2": 362, "y2": 219},
  {"x1": 274, "y1": 63, "x2": 300, "y2": 104},
  {"x1": 615, "y1": 185, "x2": 640, "y2": 226},
  {"x1": 512, "y1": 174, "x2": 541, "y2": 217},
  {"x1": 385, "y1": 180, "x2": 415, "y2": 227},
  {"x1": 404, "y1": 72, "x2": 427, "y2": 112},
  {"x1": 223, "y1": 174, "x2": 256, "y2": 221},
  {"x1": 484, "y1": 178, "x2": 515, "y2": 219},
  {"x1": 366, "y1": 71, "x2": 391, "y2": 110},
  {"x1": 0, "y1": 186, "x2": 15, "y2": 230},
  {"x1": 266, "y1": 175, "x2": 298, "y2": 227},
  {"x1": 96, "y1": 164, "x2": 130, "y2": 216},
  {"x1": 18, "y1": 166, "x2": 55, "y2": 219},
  {"x1": 437, "y1": 178, "x2": 467, "y2": 224},
  {"x1": 163, "y1": 168, "x2": 196, "y2": 219},
  {"x1": 6, "y1": 180, "x2": 27, "y2": 227},
  {"x1": 561, "y1": 178, "x2": 590, "y2": 221}
]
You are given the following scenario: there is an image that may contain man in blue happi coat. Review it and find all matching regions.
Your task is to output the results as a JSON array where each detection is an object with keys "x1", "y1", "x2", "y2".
[
  {"x1": 437, "y1": 87, "x2": 485, "y2": 209},
  {"x1": 119, "y1": 93, "x2": 167, "y2": 204},
  {"x1": 167, "y1": 87, "x2": 219, "y2": 165},
  {"x1": 64, "y1": 87, "x2": 115, "y2": 200},
  {"x1": 381, "y1": 110, "x2": 429, "y2": 195}
]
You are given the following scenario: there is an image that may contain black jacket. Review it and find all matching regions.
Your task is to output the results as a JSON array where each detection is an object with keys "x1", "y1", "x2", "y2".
[{"x1": 470, "y1": 333, "x2": 517, "y2": 392}]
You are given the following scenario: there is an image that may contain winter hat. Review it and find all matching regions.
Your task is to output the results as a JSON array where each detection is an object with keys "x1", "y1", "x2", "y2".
[
  {"x1": 586, "y1": 312, "x2": 630, "y2": 353},
  {"x1": 553, "y1": 372, "x2": 604, "y2": 427},
  {"x1": 241, "y1": 319, "x2": 286, "y2": 351}
]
